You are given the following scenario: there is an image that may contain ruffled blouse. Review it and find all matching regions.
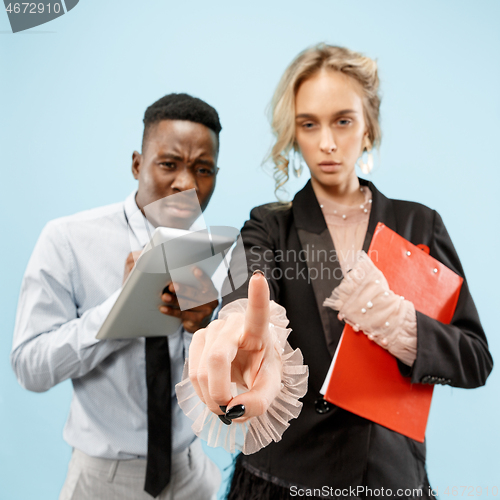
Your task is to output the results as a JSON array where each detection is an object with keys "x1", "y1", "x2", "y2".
[
  {"x1": 318, "y1": 186, "x2": 417, "y2": 366},
  {"x1": 317, "y1": 185, "x2": 373, "y2": 275}
]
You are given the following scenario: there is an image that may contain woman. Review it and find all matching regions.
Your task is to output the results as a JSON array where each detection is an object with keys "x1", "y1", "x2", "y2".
[{"x1": 185, "y1": 44, "x2": 493, "y2": 498}]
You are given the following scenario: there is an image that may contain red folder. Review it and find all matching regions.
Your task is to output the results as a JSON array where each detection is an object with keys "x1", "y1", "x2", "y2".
[{"x1": 323, "y1": 222, "x2": 463, "y2": 442}]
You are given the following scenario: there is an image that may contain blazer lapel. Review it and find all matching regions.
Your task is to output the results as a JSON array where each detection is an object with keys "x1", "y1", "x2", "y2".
[
  {"x1": 360, "y1": 178, "x2": 397, "y2": 252},
  {"x1": 292, "y1": 178, "x2": 397, "y2": 356},
  {"x1": 293, "y1": 181, "x2": 344, "y2": 356}
]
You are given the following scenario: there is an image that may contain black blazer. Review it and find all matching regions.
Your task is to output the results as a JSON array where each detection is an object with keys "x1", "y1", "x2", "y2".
[{"x1": 222, "y1": 178, "x2": 493, "y2": 492}]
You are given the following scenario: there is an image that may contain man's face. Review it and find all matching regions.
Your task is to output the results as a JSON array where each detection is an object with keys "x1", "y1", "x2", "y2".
[{"x1": 132, "y1": 119, "x2": 219, "y2": 228}]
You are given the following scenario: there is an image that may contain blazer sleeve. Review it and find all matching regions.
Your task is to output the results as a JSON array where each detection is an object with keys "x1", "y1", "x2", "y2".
[
  {"x1": 222, "y1": 205, "x2": 281, "y2": 307},
  {"x1": 408, "y1": 210, "x2": 493, "y2": 388}
]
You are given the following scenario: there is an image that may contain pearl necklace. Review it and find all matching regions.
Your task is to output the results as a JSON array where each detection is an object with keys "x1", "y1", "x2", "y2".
[{"x1": 319, "y1": 186, "x2": 372, "y2": 220}]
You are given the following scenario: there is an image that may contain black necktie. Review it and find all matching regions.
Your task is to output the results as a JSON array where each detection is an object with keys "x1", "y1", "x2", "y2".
[{"x1": 144, "y1": 336, "x2": 172, "y2": 498}]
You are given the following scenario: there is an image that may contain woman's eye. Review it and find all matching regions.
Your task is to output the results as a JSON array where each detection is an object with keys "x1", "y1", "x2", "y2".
[
  {"x1": 337, "y1": 119, "x2": 352, "y2": 126},
  {"x1": 302, "y1": 122, "x2": 315, "y2": 129}
]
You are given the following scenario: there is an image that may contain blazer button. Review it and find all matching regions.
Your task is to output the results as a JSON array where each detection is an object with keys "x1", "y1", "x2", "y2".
[{"x1": 315, "y1": 397, "x2": 333, "y2": 414}]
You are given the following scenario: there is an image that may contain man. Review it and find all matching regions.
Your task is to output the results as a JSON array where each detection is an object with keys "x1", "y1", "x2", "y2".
[{"x1": 11, "y1": 93, "x2": 222, "y2": 499}]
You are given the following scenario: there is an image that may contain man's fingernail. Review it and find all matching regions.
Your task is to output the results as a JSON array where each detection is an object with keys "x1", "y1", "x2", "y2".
[
  {"x1": 226, "y1": 404, "x2": 245, "y2": 419},
  {"x1": 163, "y1": 294, "x2": 171, "y2": 302},
  {"x1": 219, "y1": 405, "x2": 227, "y2": 413},
  {"x1": 218, "y1": 414, "x2": 232, "y2": 426},
  {"x1": 252, "y1": 270, "x2": 265, "y2": 277}
]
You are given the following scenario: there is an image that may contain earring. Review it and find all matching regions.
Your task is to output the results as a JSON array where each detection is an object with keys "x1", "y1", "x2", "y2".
[
  {"x1": 357, "y1": 148, "x2": 374, "y2": 175},
  {"x1": 290, "y1": 148, "x2": 304, "y2": 178}
]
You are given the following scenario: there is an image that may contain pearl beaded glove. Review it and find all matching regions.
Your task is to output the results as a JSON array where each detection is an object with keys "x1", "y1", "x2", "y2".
[{"x1": 323, "y1": 251, "x2": 417, "y2": 366}]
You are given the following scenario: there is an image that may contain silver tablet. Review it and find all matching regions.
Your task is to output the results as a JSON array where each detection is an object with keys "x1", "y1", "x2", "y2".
[{"x1": 96, "y1": 226, "x2": 238, "y2": 340}]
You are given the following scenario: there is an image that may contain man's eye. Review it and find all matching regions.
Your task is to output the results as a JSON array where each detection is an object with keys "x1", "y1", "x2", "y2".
[
  {"x1": 197, "y1": 168, "x2": 214, "y2": 176},
  {"x1": 338, "y1": 119, "x2": 352, "y2": 126},
  {"x1": 160, "y1": 162, "x2": 176, "y2": 169}
]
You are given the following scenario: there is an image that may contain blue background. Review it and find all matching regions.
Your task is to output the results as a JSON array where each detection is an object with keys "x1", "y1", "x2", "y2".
[{"x1": 1, "y1": 0, "x2": 499, "y2": 498}]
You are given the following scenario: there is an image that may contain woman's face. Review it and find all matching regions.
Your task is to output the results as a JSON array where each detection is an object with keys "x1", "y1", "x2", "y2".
[{"x1": 295, "y1": 68, "x2": 368, "y2": 193}]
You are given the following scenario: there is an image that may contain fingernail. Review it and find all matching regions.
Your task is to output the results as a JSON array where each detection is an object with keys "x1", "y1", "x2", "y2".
[
  {"x1": 252, "y1": 269, "x2": 265, "y2": 277},
  {"x1": 219, "y1": 405, "x2": 227, "y2": 413},
  {"x1": 163, "y1": 294, "x2": 171, "y2": 302},
  {"x1": 226, "y1": 404, "x2": 245, "y2": 419},
  {"x1": 218, "y1": 414, "x2": 232, "y2": 426}
]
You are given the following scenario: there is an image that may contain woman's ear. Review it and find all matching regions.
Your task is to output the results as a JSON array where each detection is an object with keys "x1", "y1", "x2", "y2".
[
  {"x1": 363, "y1": 133, "x2": 372, "y2": 152},
  {"x1": 132, "y1": 151, "x2": 142, "y2": 180}
]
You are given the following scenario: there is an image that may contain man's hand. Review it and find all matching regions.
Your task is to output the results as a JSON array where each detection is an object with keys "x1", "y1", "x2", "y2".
[
  {"x1": 187, "y1": 272, "x2": 282, "y2": 422},
  {"x1": 123, "y1": 251, "x2": 142, "y2": 285},
  {"x1": 159, "y1": 266, "x2": 219, "y2": 333}
]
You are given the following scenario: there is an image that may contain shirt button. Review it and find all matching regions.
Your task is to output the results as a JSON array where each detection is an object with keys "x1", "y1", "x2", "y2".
[{"x1": 315, "y1": 397, "x2": 333, "y2": 414}]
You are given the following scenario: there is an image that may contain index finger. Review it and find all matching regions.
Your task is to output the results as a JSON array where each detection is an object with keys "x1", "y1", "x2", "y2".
[
  {"x1": 241, "y1": 271, "x2": 270, "y2": 351},
  {"x1": 191, "y1": 266, "x2": 215, "y2": 290},
  {"x1": 169, "y1": 281, "x2": 214, "y2": 311},
  {"x1": 126, "y1": 250, "x2": 142, "y2": 263}
]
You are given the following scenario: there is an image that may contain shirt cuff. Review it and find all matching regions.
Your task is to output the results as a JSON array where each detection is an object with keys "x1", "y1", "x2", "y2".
[{"x1": 79, "y1": 288, "x2": 123, "y2": 347}]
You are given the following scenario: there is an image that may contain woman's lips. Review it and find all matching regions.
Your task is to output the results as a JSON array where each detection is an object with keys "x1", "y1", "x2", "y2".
[{"x1": 318, "y1": 162, "x2": 341, "y2": 173}]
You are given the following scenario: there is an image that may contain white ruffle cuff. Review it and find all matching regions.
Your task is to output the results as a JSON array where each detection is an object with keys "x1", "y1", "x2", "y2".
[
  {"x1": 175, "y1": 299, "x2": 309, "y2": 454},
  {"x1": 323, "y1": 251, "x2": 418, "y2": 367}
]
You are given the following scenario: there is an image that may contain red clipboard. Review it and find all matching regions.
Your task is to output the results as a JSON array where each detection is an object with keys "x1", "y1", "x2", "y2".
[{"x1": 323, "y1": 222, "x2": 463, "y2": 442}]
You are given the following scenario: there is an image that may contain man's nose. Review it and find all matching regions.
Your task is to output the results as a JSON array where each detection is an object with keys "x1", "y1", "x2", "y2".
[
  {"x1": 171, "y1": 168, "x2": 196, "y2": 192},
  {"x1": 319, "y1": 127, "x2": 337, "y2": 154}
]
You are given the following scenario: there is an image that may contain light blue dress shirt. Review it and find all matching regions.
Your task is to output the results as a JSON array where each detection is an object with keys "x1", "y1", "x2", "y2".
[{"x1": 11, "y1": 191, "x2": 199, "y2": 458}]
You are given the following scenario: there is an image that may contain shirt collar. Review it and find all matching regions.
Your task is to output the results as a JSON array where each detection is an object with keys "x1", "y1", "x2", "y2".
[{"x1": 124, "y1": 191, "x2": 156, "y2": 248}]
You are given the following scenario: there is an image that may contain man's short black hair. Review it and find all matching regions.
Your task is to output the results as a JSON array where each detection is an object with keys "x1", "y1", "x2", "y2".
[{"x1": 142, "y1": 93, "x2": 222, "y2": 150}]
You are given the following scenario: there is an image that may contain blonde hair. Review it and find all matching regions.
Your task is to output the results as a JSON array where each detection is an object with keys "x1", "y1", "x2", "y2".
[{"x1": 269, "y1": 43, "x2": 381, "y2": 198}]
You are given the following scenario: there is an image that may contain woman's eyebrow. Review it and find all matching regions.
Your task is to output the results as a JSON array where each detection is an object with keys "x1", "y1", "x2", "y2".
[
  {"x1": 295, "y1": 109, "x2": 358, "y2": 119},
  {"x1": 334, "y1": 109, "x2": 358, "y2": 116},
  {"x1": 295, "y1": 113, "x2": 316, "y2": 120}
]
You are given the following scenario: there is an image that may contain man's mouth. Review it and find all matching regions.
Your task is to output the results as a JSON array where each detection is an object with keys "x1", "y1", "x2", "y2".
[{"x1": 166, "y1": 204, "x2": 198, "y2": 217}]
